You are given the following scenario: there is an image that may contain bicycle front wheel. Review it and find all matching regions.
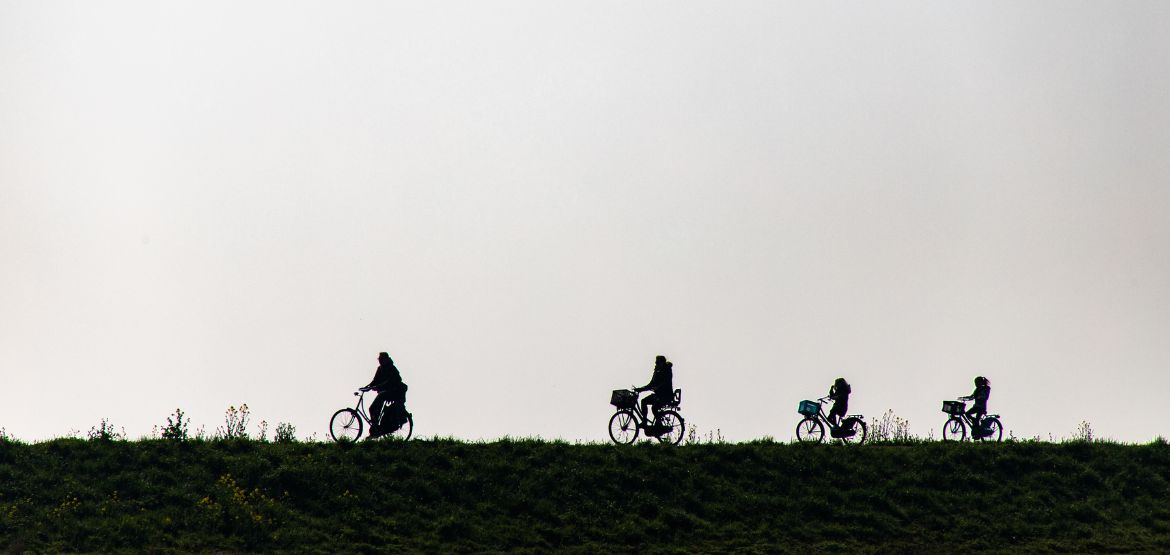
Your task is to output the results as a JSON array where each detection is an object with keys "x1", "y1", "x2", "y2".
[
  {"x1": 656, "y1": 410, "x2": 686, "y2": 445},
  {"x1": 608, "y1": 410, "x2": 639, "y2": 445},
  {"x1": 976, "y1": 417, "x2": 1003, "y2": 442},
  {"x1": 330, "y1": 409, "x2": 363, "y2": 443},
  {"x1": 796, "y1": 417, "x2": 825, "y2": 443},
  {"x1": 941, "y1": 417, "x2": 965, "y2": 441}
]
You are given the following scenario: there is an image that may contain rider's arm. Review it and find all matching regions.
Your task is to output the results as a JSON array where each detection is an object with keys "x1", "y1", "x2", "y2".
[
  {"x1": 637, "y1": 374, "x2": 656, "y2": 392},
  {"x1": 365, "y1": 365, "x2": 390, "y2": 390},
  {"x1": 364, "y1": 378, "x2": 386, "y2": 391}
]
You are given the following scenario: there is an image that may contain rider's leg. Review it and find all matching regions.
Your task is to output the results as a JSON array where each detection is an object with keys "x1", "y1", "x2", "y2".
[
  {"x1": 641, "y1": 394, "x2": 659, "y2": 425},
  {"x1": 967, "y1": 405, "x2": 986, "y2": 426},
  {"x1": 393, "y1": 390, "x2": 408, "y2": 424},
  {"x1": 386, "y1": 397, "x2": 408, "y2": 429},
  {"x1": 369, "y1": 391, "x2": 389, "y2": 432}
]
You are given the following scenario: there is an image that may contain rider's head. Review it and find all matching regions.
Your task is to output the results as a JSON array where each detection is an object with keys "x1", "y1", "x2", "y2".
[
  {"x1": 975, "y1": 376, "x2": 989, "y2": 386},
  {"x1": 379, "y1": 352, "x2": 392, "y2": 365},
  {"x1": 655, "y1": 355, "x2": 666, "y2": 365},
  {"x1": 835, "y1": 377, "x2": 848, "y2": 387}
]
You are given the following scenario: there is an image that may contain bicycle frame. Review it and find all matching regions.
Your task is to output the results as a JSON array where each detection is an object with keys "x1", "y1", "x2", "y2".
[
  {"x1": 813, "y1": 400, "x2": 858, "y2": 432},
  {"x1": 618, "y1": 390, "x2": 680, "y2": 427},
  {"x1": 352, "y1": 389, "x2": 402, "y2": 428},
  {"x1": 955, "y1": 410, "x2": 999, "y2": 429},
  {"x1": 814, "y1": 407, "x2": 835, "y2": 430},
  {"x1": 351, "y1": 391, "x2": 373, "y2": 425}
]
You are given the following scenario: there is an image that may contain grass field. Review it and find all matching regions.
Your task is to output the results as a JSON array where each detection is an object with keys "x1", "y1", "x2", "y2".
[{"x1": 1, "y1": 437, "x2": 1169, "y2": 553}]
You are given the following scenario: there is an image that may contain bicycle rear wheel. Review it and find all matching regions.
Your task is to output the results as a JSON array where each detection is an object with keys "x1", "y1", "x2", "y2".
[
  {"x1": 330, "y1": 409, "x2": 363, "y2": 443},
  {"x1": 608, "y1": 410, "x2": 639, "y2": 445},
  {"x1": 976, "y1": 417, "x2": 1003, "y2": 442},
  {"x1": 941, "y1": 417, "x2": 965, "y2": 441},
  {"x1": 840, "y1": 417, "x2": 867, "y2": 445},
  {"x1": 656, "y1": 410, "x2": 685, "y2": 445},
  {"x1": 384, "y1": 413, "x2": 413, "y2": 441},
  {"x1": 796, "y1": 417, "x2": 825, "y2": 443}
]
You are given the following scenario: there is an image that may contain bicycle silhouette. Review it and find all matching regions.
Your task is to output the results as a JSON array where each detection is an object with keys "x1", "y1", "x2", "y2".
[
  {"x1": 330, "y1": 388, "x2": 413, "y2": 442},
  {"x1": 795, "y1": 397, "x2": 867, "y2": 444},
  {"x1": 940, "y1": 399, "x2": 1003, "y2": 442},
  {"x1": 608, "y1": 388, "x2": 686, "y2": 445}
]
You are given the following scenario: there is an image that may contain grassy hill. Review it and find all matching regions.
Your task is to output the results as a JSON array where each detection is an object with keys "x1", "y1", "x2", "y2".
[{"x1": 1, "y1": 437, "x2": 1169, "y2": 553}]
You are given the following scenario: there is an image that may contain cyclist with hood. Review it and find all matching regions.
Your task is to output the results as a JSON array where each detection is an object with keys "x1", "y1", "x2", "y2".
[
  {"x1": 635, "y1": 355, "x2": 673, "y2": 425},
  {"x1": 960, "y1": 376, "x2": 991, "y2": 428},
  {"x1": 363, "y1": 352, "x2": 409, "y2": 438}
]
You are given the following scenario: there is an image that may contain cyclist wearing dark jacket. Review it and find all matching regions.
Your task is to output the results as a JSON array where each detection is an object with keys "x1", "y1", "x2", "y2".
[
  {"x1": 961, "y1": 376, "x2": 991, "y2": 425},
  {"x1": 827, "y1": 377, "x2": 850, "y2": 426},
  {"x1": 636, "y1": 355, "x2": 673, "y2": 424},
  {"x1": 365, "y1": 352, "x2": 408, "y2": 437}
]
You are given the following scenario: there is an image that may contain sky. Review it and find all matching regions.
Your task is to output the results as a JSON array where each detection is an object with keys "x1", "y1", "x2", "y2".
[{"x1": 2, "y1": 1, "x2": 1168, "y2": 443}]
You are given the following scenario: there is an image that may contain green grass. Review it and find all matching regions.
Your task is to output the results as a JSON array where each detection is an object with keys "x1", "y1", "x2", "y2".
[{"x1": 2, "y1": 438, "x2": 1170, "y2": 553}]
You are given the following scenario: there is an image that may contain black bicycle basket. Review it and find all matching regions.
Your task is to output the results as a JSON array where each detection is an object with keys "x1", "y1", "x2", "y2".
[
  {"x1": 798, "y1": 400, "x2": 820, "y2": 416},
  {"x1": 941, "y1": 400, "x2": 965, "y2": 415},
  {"x1": 611, "y1": 389, "x2": 636, "y2": 409}
]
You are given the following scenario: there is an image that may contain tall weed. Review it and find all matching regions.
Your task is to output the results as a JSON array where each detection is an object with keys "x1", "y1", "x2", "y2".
[
  {"x1": 869, "y1": 409, "x2": 912, "y2": 443},
  {"x1": 86, "y1": 419, "x2": 124, "y2": 442},
  {"x1": 216, "y1": 404, "x2": 251, "y2": 440},
  {"x1": 161, "y1": 408, "x2": 189, "y2": 441}
]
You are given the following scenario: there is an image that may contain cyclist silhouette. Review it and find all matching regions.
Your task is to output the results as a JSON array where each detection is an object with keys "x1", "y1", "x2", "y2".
[
  {"x1": 960, "y1": 376, "x2": 991, "y2": 425},
  {"x1": 364, "y1": 352, "x2": 409, "y2": 438},
  {"x1": 827, "y1": 377, "x2": 851, "y2": 426},
  {"x1": 635, "y1": 355, "x2": 673, "y2": 425}
]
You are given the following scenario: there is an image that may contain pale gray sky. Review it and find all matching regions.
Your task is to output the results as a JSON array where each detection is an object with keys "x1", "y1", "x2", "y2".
[{"x1": 2, "y1": 2, "x2": 1168, "y2": 442}]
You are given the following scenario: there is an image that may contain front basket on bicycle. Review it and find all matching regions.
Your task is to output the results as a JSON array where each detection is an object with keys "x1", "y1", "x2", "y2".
[
  {"x1": 798, "y1": 400, "x2": 820, "y2": 416},
  {"x1": 611, "y1": 389, "x2": 636, "y2": 409},
  {"x1": 942, "y1": 400, "x2": 965, "y2": 415}
]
